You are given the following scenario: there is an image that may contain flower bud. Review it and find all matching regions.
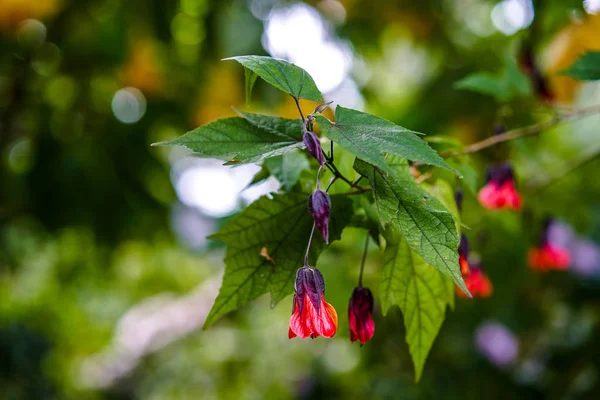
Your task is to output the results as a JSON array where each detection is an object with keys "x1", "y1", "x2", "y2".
[
  {"x1": 303, "y1": 131, "x2": 324, "y2": 166},
  {"x1": 313, "y1": 101, "x2": 333, "y2": 114},
  {"x1": 308, "y1": 189, "x2": 331, "y2": 243},
  {"x1": 348, "y1": 287, "x2": 375, "y2": 345}
]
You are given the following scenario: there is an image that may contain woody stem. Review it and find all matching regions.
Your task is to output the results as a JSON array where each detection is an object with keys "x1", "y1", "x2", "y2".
[
  {"x1": 443, "y1": 103, "x2": 600, "y2": 157},
  {"x1": 358, "y1": 232, "x2": 369, "y2": 287}
]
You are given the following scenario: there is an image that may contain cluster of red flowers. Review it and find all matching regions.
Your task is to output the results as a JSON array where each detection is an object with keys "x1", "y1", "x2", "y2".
[
  {"x1": 291, "y1": 128, "x2": 376, "y2": 344},
  {"x1": 293, "y1": 129, "x2": 572, "y2": 343},
  {"x1": 472, "y1": 163, "x2": 571, "y2": 291}
]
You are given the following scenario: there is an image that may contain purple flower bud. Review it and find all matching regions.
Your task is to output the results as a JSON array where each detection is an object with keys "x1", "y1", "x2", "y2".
[
  {"x1": 303, "y1": 131, "x2": 324, "y2": 166},
  {"x1": 308, "y1": 189, "x2": 331, "y2": 243},
  {"x1": 313, "y1": 101, "x2": 333, "y2": 114},
  {"x1": 454, "y1": 189, "x2": 463, "y2": 212}
]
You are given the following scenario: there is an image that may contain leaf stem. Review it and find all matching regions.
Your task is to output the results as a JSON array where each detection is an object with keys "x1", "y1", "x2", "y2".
[
  {"x1": 358, "y1": 232, "x2": 370, "y2": 287},
  {"x1": 294, "y1": 97, "x2": 305, "y2": 121}
]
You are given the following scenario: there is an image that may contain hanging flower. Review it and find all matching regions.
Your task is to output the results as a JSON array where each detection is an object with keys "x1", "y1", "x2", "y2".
[
  {"x1": 348, "y1": 287, "x2": 375, "y2": 345},
  {"x1": 289, "y1": 267, "x2": 338, "y2": 339},
  {"x1": 528, "y1": 218, "x2": 571, "y2": 272},
  {"x1": 458, "y1": 266, "x2": 493, "y2": 298},
  {"x1": 459, "y1": 234, "x2": 470, "y2": 276},
  {"x1": 478, "y1": 163, "x2": 523, "y2": 211}
]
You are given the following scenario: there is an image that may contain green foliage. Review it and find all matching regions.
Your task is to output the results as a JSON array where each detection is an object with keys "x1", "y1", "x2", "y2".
[
  {"x1": 562, "y1": 51, "x2": 600, "y2": 81},
  {"x1": 354, "y1": 156, "x2": 469, "y2": 295},
  {"x1": 204, "y1": 193, "x2": 353, "y2": 328},
  {"x1": 226, "y1": 55, "x2": 322, "y2": 101},
  {"x1": 455, "y1": 55, "x2": 532, "y2": 102},
  {"x1": 315, "y1": 106, "x2": 458, "y2": 175},
  {"x1": 448, "y1": 158, "x2": 479, "y2": 195},
  {"x1": 245, "y1": 68, "x2": 258, "y2": 105},
  {"x1": 380, "y1": 230, "x2": 454, "y2": 381},
  {"x1": 422, "y1": 179, "x2": 460, "y2": 239},
  {"x1": 263, "y1": 150, "x2": 310, "y2": 191},
  {"x1": 153, "y1": 113, "x2": 303, "y2": 164}
]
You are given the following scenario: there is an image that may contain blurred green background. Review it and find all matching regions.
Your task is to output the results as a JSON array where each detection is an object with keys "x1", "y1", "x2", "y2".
[{"x1": 1, "y1": 0, "x2": 600, "y2": 399}]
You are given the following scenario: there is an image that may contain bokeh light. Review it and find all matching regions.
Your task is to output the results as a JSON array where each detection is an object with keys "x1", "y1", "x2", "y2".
[{"x1": 111, "y1": 87, "x2": 147, "y2": 124}]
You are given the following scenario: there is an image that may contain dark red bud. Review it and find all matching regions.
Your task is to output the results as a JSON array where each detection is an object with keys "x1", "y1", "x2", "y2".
[
  {"x1": 303, "y1": 131, "x2": 324, "y2": 166},
  {"x1": 348, "y1": 287, "x2": 375, "y2": 345},
  {"x1": 308, "y1": 189, "x2": 331, "y2": 243}
]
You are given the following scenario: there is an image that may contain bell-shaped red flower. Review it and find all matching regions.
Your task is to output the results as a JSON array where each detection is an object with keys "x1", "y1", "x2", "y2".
[
  {"x1": 289, "y1": 267, "x2": 338, "y2": 339},
  {"x1": 528, "y1": 219, "x2": 571, "y2": 272},
  {"x1": 478, "y1": 163, "x2": 522, "y2": 211},
  {"x1": 458, "y1": 234, "x2": 470, "y2": 276},
  {"x1": 348, "y1": 287, "x2": 375, "y2": 345},
  {"x1": 308, "y1": 189, "x2": 331, "y2": 243},
  {"x1": 457, "y1": 253, "x2": 493, "y2": 299},
  {"x1": 459, "y1": 267, "x2": 493, "y2": 298}
]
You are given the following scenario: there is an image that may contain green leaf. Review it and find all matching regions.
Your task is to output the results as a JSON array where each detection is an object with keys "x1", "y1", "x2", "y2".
[
  {"x1": 448, "y1": 157, "x2": 479, "y2": 195},
  {"x1": 245, "y1": 165, "x2": 270, "y2": 189},
  {"x1": 244, "y1": 68, "x2": 258, "y2": 106},
  {"x1": 204, "y1": 193, "x2": 353, "y2": 329},
  {"x1": 562, "y1": 51, "x2": 600, "y2": 81},
  {"x1": 454, "y1": 73, "x2": 512, "y2": 100},
  {"x1": 264, "y1": 150, "x2": 310, "y2": 191},
  {"x1": 152, "y1": 113, "x2": 303, "y2": 165},
  {"x1": 380, "y1": 230, "x2": 454, "y2": 381},
  {"x1": 455, "y1": 55, "x2": 531, "y2": 101},
  {"x1": 354, "y1": 156, "x2": 469, "y2": 295},
  {"x1": 225, "y1": 55, "x2": 322, "y2": 101},
  {"x1": 421, "y1": 179, "x2": 460, "y2": 236},
  {"x1": 315, "y1": 106, "x2": 459, "y2": 176}
]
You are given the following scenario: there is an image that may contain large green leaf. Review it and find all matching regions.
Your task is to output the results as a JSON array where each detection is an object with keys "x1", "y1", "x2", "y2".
[
  {"x1": 225, "y1": 55, "x2": 322, "y2": 101},
  {"x1": 354, "y1": 156, "x2": 469, "y2": 295},
  {"x1": 264, "y1": 150, "x2": 310, "y2": 191},
  {"x1": 152, "y1": 113, "x2": 303, "y2": 165},
  {"x1": 204, "y1": 193, "x2": 353, "y2": 329},
  {"x1": 562, "y1": 51, "x2": 600, "y2": 81},
  {"x1": 380, "y1": 230, "x2": 454, "y2": 381},
  {"x1": 316, "y1": 106, "x2": 458, "y2": 176}
]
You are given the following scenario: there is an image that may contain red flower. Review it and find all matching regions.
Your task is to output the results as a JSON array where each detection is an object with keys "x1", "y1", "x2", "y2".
[
  {"x1": 528, "y1": 243, "x2": 570, "y2": 271},
  {"x1": 348, "y1": 287, "x2": 375, "y2": 345},
  {"x1": 289, "y1": 267, "x2": 338, "y2": 339},
  {"x1": 528, "y1": 218, "x2": 571, "y2": 272},
  {"x1": 458, "y1": 267, "x2": 493, "y2": 298},
  {"x1": 458, "y1": 234, "x2": 470, "y2": 276},
  {"x1": 478, "y1": 164, "x2": 522, "y2": 211},
  {"x1": 457, "y1": 238, "x2": 493, "y2": 299}
]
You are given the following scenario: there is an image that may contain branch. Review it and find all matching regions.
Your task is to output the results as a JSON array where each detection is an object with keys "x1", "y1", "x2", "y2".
[{"x1": 443, "y1": 103, "x2": 600, "y2": 158}]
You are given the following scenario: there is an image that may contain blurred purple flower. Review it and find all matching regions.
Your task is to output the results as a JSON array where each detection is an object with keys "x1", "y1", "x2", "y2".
[
  {"x1": 547, "y1": 220, "x2": 576, "y2": 249},
  {"x1": 570, "y1": 239, "x2": 600, "y2": 277},
  {"x1": 475, "y1": 322, "x2": 519, "y2": 368}
]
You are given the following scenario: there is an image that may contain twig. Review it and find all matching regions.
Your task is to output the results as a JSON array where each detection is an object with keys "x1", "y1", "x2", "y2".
[{"x1": 444, "y1": 103, "x2": 600, "y2": 157}]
